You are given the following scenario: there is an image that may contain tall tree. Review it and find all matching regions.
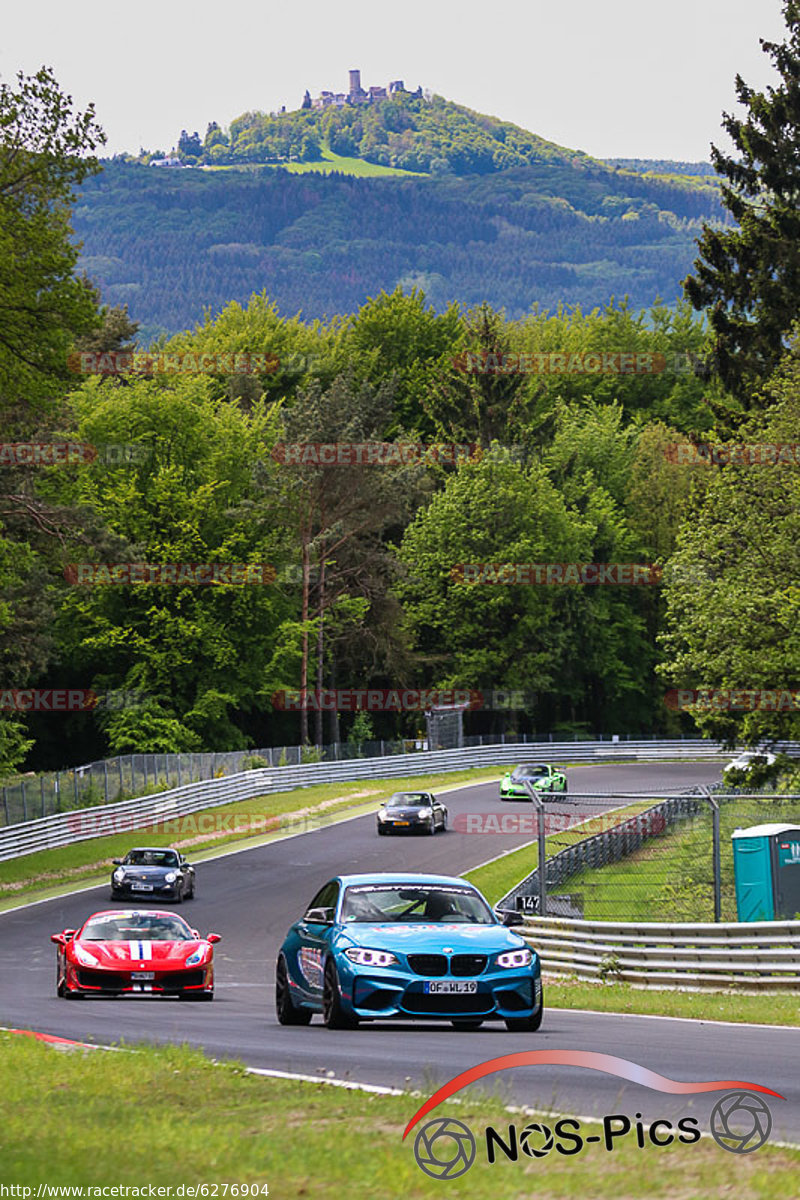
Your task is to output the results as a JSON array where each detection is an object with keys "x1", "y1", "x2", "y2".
[
  {"x1": 268, "y1": 372, "x2": 425, "y2": 744},
  {"x1": 658, "y1": 347, "x2": 800, "y2": 745},
  {"x1": 0, "y1": 66, "x2": 104, "y2": 774},
  {"x1": 0, "y1": 66, "x2": 104, "y2": 422},
  {"x1": 683, "y1": 1, "x2": 800, "y2": 404}
]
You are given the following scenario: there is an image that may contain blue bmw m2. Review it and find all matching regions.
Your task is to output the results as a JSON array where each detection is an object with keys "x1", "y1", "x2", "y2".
[{"x1": 275, "y1": 872, "x2": 543, "y2": 1031}]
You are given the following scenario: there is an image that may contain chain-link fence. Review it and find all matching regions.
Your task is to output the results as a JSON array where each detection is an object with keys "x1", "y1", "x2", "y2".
[
  {"x1": 508, "y1": 791, "x2": 800, "y2": 924},
  {"x1": 1, "y1": 731, "x2": 683, "y2": 825}
]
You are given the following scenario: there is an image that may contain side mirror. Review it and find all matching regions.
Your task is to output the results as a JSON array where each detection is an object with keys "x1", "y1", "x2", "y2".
[
  {"x1": 112, "y1": 859, "x2": 122, "y2": 865},
  {"x1": 304, "y1": 906, "x2": 335, "y2": 925},
  {"x1": 207, "y1": 932, "x2": 221, "y2": 944},
  {"x1": 51, "y1": 933, "x2": 64, "y2": 945},
  {"x1": 500, "y1": 910, "x2": 525, "y2": 927}
]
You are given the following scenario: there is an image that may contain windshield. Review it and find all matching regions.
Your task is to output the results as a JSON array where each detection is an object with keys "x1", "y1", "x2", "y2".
[
  {"x1": 123, "y1": 849, "x2": 179, "y2": 867},
  {"x1": 385, "y1": 793, "x2": 431, "y2": 808},
  {"x1": 513, "y1": 766, "x2": 548, "y2": 777},
  {"x1": 81, "y1": 914, "x2": 194, "y2": 941},
  {"x1": 340, "y1": 884, "x2": 495, "y2": 924}
]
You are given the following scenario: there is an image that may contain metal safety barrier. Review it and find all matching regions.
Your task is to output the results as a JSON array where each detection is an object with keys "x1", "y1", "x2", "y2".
[
  {"x1": 0, "y1": 738, "x2": 744, "y2": 861},
  {"x1": 1, "y1": 732, "x2": 743, "y2": 826},
  {"x1": 519, "y1": 915, "x2": 800, "y2": 990}
]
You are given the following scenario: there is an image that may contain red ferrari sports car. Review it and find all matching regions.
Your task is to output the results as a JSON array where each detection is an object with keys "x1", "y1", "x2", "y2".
[{"x1": 51, "y1": 909, "x2": 221, "y2": 1000}]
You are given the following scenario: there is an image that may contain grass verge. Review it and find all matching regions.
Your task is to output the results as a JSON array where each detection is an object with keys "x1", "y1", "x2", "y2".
[
  {"x1": 558, "y1": 797, "x2": 800, "y2": 922},
  {"x1": 545, "y1": 979, "x2": 800, "y2": 1026},
  {"x1": 3, "y1": 1034, "x2": 797, "y2": 1195},
  {"x1": 0, "y1": 765, "x2": 508, "y2": 909}
]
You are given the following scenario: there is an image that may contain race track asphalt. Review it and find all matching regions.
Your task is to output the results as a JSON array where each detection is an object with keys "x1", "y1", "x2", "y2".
[{"x1": 2, "y1": 761, "x2": 797, "y2": 1144}]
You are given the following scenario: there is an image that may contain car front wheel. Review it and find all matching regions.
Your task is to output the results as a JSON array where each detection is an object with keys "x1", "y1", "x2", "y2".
[
  {"x1": 505, "y1": 992, "x2": 544, "y2": 1032},
  {"x1": 276, "y1": 955, "x2": 313, "y2": 1025},
  {"x1": 323, "y1": 959, "x2": 358, "y2": 1029},
  {"x1": 56, "y1": 955, "x2": 67, "y2": 998}
]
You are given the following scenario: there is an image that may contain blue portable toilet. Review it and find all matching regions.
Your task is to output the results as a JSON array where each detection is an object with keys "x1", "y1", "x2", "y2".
[{"x1": 732, "y1": 824, "x2": 800, "y2": 921}]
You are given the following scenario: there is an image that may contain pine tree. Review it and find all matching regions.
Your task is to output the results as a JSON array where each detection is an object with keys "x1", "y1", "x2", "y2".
[{"x1": 684, "y1": 1, "x2": 800, "y2": 404}]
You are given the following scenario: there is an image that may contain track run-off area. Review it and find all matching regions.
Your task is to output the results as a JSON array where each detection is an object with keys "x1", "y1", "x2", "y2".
[{"x1": 2, "y1": 761, "x2": 798, "y2": 1142}]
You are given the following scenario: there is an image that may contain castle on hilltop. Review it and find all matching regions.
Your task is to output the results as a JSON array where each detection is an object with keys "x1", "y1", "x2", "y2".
[{"x1": 306, "y1": 69, "x2": 424, "y2": 111}]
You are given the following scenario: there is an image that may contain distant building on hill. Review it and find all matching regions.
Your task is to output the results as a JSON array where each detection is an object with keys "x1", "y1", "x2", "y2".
[{"x1": 308, "y1": 70, "x2": 415, "y2": 110}]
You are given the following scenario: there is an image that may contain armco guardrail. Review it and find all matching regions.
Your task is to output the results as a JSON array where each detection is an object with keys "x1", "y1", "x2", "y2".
[
  {"x1": 0, "y1": 732, "x2": 735, "y2": 825},
  {"x1": 495, "y1": 794, "x2": 705, "y2": 914},
  {"x1": 0, "y1": 739, "x2": 740, "y2": 861},
  {"x1": 519, "y1": 916, "x2": 800, "y2": 990}
]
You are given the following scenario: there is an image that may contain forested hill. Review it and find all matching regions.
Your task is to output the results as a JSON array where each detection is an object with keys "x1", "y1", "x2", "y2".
[
  {"x1": 157, "y1": 91, "x2": 595, "y2": 174},
  {"x1": 74, "y1": 157, "x2": 726, "y2": 342}
]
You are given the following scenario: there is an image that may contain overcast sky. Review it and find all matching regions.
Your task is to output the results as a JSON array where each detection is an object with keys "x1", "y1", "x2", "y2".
[{"x1": 0, "y1": 0, "x2": 788, "y2": 161}]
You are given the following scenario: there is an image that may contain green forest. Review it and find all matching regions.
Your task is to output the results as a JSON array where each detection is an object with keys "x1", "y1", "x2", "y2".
[
  {"x1": 75, "y1": 127, "x2": 725, "y2": 343},
  {"x1": 2, "y1": 0, "x2": 800, "y2": 775}
]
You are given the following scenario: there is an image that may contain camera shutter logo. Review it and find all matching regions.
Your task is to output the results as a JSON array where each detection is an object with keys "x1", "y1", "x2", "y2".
[
  {"x1": 710, "y1": 1091, "x2": 772, "y2": 1154},
  {"x1": 414, "y1": 1117, "x2": 476, "y2": 1179},
  {"x1": 520, "y1": 1121, "x2": 555, "y2": 1157}
]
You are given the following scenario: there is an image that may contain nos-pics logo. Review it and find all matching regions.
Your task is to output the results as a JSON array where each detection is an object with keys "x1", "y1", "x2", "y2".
[{"x1": 404, "y1": 1051, "x2": 782, "y2": 1178}]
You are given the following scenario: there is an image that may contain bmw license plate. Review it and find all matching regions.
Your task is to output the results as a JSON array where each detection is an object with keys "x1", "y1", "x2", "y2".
[
  {"x1": 424, "y1": 980, "x2": 478, "y2": 994},
  {"x1": 131, "y1": 882, "x2": 153, "y2": 891}
]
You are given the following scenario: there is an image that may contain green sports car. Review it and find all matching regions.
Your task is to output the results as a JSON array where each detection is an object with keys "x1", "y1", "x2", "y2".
[{"x1": 500, "y1": 763, "x2": 567, "y2": 800}]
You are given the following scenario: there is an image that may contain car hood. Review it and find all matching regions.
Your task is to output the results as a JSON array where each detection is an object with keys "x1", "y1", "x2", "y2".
[
  {"x1": 70, "y1": 939, "x2": 205, "y2": 965},
  {"x1": 335, "y1": 923, "x2": 529, "y2": 955}
]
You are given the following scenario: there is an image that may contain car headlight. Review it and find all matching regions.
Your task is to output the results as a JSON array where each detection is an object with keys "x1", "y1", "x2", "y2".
[
  {"x1": 496, "y1": 948, "x2": 533, "y2": 969},
  {"x1": 74, "y1": 945, "x2": 100, "y2": 967},
  {"x1": 377, "y1": 809, "x2": 387, "y2": 820},
  {"x1": 164, "y1": 871, "x2": 177, "y2": 883},
  {"x1": 113, "y1": 868, "x2": 125, "y2": 883},
  {"x1": 185, "y1": 946, "x2": 207, "y2": 967},
  {"x1": 418, "y1": 807, "x2": 433, "y2": 819},
  {"x1": 344, "y1": 948, "x2": 398, "y2": 967}
]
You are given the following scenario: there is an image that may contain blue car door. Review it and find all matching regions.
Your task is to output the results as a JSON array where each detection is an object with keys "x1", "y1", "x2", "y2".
[{"x1": 294, "y1": 880, "x2": 340, "y2": 1002}]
